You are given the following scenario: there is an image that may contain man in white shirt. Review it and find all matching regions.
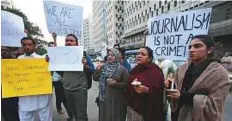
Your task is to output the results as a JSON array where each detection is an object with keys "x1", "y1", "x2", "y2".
[{"x1": 17, "y1": 37, "x2": 52, "y2": 121}]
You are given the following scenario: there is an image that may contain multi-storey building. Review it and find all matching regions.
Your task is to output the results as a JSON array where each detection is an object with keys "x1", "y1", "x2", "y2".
[
  {"x1": 92, "y1": 0, "x2": 107, "y2": 53},
  {"x1": 81, "y1": 19, "x2": 91, "y2": 51},
  {"x1": 122, "y1": 0, "x2": 232, "y2": 53},
  {"x1": 105, "y1": 0, "x2": 124, "y2": 48},
  {"x1": 88, "y1": 14, "x2": 95, "y2": 55}
]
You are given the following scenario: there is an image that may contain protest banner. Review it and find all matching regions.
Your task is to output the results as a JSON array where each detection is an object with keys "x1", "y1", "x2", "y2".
[
  {"x1": 146, "y1": 8, "x2": 212, "y2": 60},
  {"x1": 43, "y1": 1, "x2": 83, "y2": 37},
  {"x1": 1, "y1": 59, "x2": 52, "y2": 98},
  {"x1": 47, "y1": 46, "x2": 84, "y2": 71},
  {"x1": 1, "y1": 10, "x2": 25, "y2": 47}
]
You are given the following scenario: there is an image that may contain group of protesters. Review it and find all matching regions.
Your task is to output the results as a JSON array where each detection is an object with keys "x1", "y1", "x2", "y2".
[{"x1": 1, "y1": 33, "x2": 231, "y2": 121}]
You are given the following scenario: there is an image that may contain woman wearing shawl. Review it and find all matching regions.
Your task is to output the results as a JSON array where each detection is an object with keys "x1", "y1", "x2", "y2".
[
  {"x1": 93, "y1": 49, "x2": 129, "y2": 121},
  {"x1": 127, "y1": 46, "x2": 165, "y2": 121},
  {"x1": 166, "y1": 35, "x2": 230, "y2": 121}
]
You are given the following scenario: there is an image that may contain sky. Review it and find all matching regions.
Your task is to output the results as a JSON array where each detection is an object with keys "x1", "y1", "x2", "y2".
[{"x1": 12, "y1": 0, "x2": 93, "y2": 46}]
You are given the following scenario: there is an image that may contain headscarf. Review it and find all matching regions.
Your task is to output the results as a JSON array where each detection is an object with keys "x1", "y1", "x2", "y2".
[{"x1": 99, "y1": 48, "x2": 121, "y2": 101}]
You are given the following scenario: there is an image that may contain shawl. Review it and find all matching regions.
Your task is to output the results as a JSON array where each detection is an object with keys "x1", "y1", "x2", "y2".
[
  {"x1": 99, "y1": 49, "x2": 120, "y2": 101},
  {"x1": 171, "y1": 61, "x2": 230, "y2": 121},
  {"x1": 127, "y1": 63, "x2": 165, "y2": 121}
]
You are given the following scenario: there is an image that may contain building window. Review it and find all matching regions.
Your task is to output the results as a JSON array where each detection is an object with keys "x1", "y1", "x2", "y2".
[
  {"x1": 159, "y1": 1, "x2": 161, "y2": 8},
  {"x1": 225, "y1": 16, "x2": 230, "y2": 20},
  {"x1": 165, "y1": 0, "x2": 167, "y2": 4},
  {"x1": 149, "y1": 7, "x2": 152, "y2": 12},
  {"x1": 115, "y1": 5, "x2": 117, "y2": 9},
  {"x1": 168, "y1": 3, "x2": 170, "y2": 10},
  {"x1": 174, "y1": 1, "x2": 177, "y2": 7},
  {"x1": 162, "y1": 6, "x2": 164, "y2": 13}
]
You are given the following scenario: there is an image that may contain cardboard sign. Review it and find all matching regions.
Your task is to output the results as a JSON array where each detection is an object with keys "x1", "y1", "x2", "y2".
[
  {"x1": 1, "y1": 59, "x2": 52, "y2": 98},
  {"x1": 146, "y1": 8, "x2": 212, "y2": 60}
]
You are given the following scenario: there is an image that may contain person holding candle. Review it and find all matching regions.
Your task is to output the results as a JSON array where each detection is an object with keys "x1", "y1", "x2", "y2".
[
  {"x1": 127, "y1": 46, "x2": 165, "y2": 121},
  {"x1": 166, "y1": 35, "x2": 230, "y2": 121}
]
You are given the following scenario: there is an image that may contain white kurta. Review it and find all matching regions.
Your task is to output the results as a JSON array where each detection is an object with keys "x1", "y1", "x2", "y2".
[{"x1": 17, "y1": 53, "x2": 52, "y2": 111}]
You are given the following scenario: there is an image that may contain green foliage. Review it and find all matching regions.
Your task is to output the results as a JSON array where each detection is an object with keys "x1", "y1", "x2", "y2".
[
  {"x1": 1, "y1": 6, "x2": 43, "y2": 38},
  {"x1": 35, "y1": 47, "x2": 47, "y2": 55},
  {"x1": 167, "y1": 65, "x2": 175, "y2": 76}
]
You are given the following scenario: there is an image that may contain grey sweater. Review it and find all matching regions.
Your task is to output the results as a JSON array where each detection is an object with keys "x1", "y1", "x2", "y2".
[{"x1": 62, "y1": 71, "x2": 88, "y2": 90}]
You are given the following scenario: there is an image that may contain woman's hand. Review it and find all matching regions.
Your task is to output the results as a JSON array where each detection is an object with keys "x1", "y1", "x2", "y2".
[
  {"x1": 164, "y1": 79, "x2": 172, "y2": 88},
  {"x1": 107, "y1": 78, "x2": 116, "y2": 85},
  {"x1": 167, "y1": 90, "x2": 181, "y2": 100},
  {"x1": 134, "y1": 85, "x2": 149, "y2": 94}
]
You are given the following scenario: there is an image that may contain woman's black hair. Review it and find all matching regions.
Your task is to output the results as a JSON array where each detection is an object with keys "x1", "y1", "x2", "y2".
[
  {"x1": 66, "y1": 34, "x2": 78, "y2": 45},
  {"x1": 191, "y1": 35, "x2": 220, "y2": 62},
  {"x1": 83, "y1": 51, "x2": 87, "y2": 57},
  {"x1": 140, "y1": 46, "x2": 154, "y2": 63},
  {"x1": 117, "y1": 47, "x2": 126, "y2": 59},
  {"x1": 191, "y1": 35, "x2": 215, "y2": 49}
]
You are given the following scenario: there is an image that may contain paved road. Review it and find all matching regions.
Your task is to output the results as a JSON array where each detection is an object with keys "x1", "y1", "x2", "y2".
[
  {"x1": 1, "y1": 82, "x2": 231, "y2": 121},
  {"x1": 52, "y1": 81, "x2": 99, "y2": 121}
]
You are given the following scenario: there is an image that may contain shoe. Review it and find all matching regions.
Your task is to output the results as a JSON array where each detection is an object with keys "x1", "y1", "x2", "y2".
[{"x1": 57, "y1": 109, "x2": 64, "y2": 114}]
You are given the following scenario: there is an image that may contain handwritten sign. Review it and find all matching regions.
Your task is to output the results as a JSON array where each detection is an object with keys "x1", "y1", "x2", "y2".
[
  {"x1": 1, "y1": 59, "x2": 52, "y2": 98},
  {"x1": 43, "y1": 1, "x2": 83, "y2": 37},
  {"x1": 1, "y1": 10, "x2": 26, "y2": 47},
  {"x1": 47, "y1": 46, "x2": 84, "y2": 71},
  {"x1": 146, "y1": 8, "x2": 212, "y2": 60}
]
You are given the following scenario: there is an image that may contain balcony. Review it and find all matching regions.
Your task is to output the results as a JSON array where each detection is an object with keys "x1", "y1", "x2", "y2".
[
  {"x1": 209, "y1": 19, "x2": 232, "y2": 37},
  {"x1": 121, "y1": 40, "x2": 144, "y2": 49}
]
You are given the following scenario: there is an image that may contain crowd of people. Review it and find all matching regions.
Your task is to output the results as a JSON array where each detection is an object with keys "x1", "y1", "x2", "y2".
[{"x1": 1, "y1": 34, "x2": 231, "y2": 121}]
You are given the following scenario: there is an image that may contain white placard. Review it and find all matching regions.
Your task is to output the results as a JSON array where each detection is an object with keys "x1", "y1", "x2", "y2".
[
  {"x1": 1, "y1": 10, "x2": 25, "y2": 47},
  {"x1": 47, "y1": 46, "x2": 84, "y2": 71},
  {"x1": 146, "y1": 8, "x2": 212, "y2": 60},
  {"x1": 43, "y1": 1, "x2": 83, "y2": 37}
]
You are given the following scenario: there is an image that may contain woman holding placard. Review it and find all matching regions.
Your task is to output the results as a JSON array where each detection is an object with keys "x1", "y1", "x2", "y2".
[
  {"x1": 166, "y1": 35, "x2": 230, "y2": 121},
  {"x1": 127, "y1": 46, "x2": 165, "y2": 121}
]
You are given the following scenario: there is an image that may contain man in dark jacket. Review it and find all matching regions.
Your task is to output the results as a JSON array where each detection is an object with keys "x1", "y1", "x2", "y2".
[{"x1": 1, "y1": 46, "x2": 20, "y2": 121}]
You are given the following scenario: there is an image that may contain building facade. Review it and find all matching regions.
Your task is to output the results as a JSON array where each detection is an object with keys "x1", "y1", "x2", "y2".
[
  {"x1": 105, "y1": 0, "x2": 124, "y2": 48},
  {"x1": 92, "y1": 0, "x2": 107, "y2": 53},
  {"x1": 121, "y1": 0, "x2": 232, "y2": 53},
  {"x1": 81, "y1": 19, "x2": 91, "y2": 51}
]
